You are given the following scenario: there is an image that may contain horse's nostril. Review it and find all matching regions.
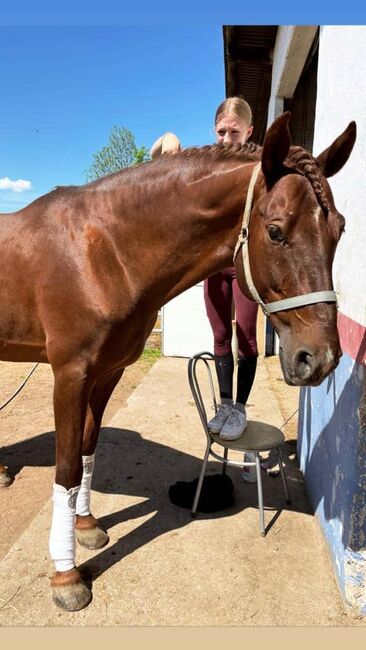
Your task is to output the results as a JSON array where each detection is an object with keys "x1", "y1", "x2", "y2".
[
  {"x1": 296, "y1": 349, "x2": 313, "y2": 365},
  {"x1": 293, "y1": 348, "x2": 314, "y2": 378}
]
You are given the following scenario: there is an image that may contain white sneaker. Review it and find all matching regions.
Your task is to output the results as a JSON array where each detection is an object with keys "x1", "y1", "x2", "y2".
[
  {"x1": 208, "y1": 402, "x2": 233, "y2": 434},
  {"x1": 242, "y1": 452, "x2": 257, "y2": 483},
  {"x1": 219, "y1": 406, "x2": 247, "y2": 441}
]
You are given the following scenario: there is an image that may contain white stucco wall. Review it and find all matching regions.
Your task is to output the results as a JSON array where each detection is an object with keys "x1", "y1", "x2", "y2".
[
  {"x1": 298, "y1": 26, "x2": 366, "y2": 612},
  {"x1": 313, "y1": 26, "x2": 366, "y2": 327},
  {"x1": 162, "y1": 284, "x2": 214, "y2": 357}
]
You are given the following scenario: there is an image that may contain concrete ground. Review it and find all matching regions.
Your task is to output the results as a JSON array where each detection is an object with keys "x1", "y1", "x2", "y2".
[{"x1": 0, "y1": 356, "x2": 364, "y2": 626}]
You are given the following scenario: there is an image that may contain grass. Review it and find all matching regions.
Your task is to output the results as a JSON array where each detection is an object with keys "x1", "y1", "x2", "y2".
[{"x1": 142, "y1": 347, "x2": 162, "y2": 360}]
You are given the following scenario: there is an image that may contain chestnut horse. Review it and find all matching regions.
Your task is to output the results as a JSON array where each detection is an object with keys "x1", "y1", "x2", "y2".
[{"x1": 0, "y1": 113, "x2": 356, "y2": 610}]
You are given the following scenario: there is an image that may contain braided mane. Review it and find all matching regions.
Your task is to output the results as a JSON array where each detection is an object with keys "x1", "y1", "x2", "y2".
[
  {"x1": 285, "y1": 146, "x2": 330, "y2": 213},
  {"x1": 162, "y1": 142, "x2": 329, "y2": 212},
  {"x1": 177, "y1": 141, "x2": 261, "y2": 163}
]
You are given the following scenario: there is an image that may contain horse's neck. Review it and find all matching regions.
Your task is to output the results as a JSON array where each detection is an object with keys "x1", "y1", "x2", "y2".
[{"x1": 133, "y1": 161, "x2": 255, "y2": 308}]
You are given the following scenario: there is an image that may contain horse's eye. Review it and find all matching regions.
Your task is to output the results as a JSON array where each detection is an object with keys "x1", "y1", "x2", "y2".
[{"x1": 268, "y1": 225, "x2": 285, "y2": 243}]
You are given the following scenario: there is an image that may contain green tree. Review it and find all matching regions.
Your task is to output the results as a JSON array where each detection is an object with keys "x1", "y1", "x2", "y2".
[{"x1": 84, "y1": 126, "x2": 150, "y2": 181}]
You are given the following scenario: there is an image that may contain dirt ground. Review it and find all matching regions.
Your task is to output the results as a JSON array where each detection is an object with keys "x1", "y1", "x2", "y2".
[
  {"x1": 0, "y1": 349, "x2": 296, "y2": 564},
  {"x1": 0, "y1": 331, "x2": 299, "y2": 554},
  {"x1": 2, "y1": 349, "x2": 366, "y2": 626},
  {"x1": 264, "y1": 355, "x2": 300, "y2": 441}
]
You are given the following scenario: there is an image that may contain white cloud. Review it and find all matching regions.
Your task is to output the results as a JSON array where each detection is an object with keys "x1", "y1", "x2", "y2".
[{"x1": 0, "y1": 177, "x2": 32, "y2": 192}]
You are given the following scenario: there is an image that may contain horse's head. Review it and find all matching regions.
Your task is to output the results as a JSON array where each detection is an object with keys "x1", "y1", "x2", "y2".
[{"x1": 235, "y1": 112, "x2": 356, "y2": 386}]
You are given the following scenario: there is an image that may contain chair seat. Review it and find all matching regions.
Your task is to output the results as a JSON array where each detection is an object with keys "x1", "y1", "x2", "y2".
[
  {"x1": 188, "y1": 352, "x2": 291, "y2": 534},
  {"x1": 210, "y1": 420, "x2": 285, "y2": 452}
]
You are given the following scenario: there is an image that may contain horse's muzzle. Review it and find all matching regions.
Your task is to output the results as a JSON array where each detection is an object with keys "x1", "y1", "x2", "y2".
[{"x1": 280, "y1": 343, "x2": 342, "y2": 387}]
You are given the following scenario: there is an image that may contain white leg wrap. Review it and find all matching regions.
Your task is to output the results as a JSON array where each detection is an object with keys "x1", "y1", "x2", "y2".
[
  {"x1": 75, "y1": 454, "x2": 95, "y2": 517},
  {"x1": 49, "y1": 483, "x2": 80, "y2": 572}
]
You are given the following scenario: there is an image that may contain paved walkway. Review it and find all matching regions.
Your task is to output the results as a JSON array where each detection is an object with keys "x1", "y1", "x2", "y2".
[{"x1": 0, "y1": 357, "x2": 361, "y2": 626}]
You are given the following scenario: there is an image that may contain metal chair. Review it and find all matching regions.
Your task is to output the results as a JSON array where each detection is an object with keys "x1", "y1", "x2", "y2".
[{"x1": 188, "y1": 351, "x2": 291, "y2": 536}]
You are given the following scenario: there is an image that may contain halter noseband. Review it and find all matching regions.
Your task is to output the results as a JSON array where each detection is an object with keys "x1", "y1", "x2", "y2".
[{"x1": 233, "y1": 162, "x2": 338, "y2": 317}]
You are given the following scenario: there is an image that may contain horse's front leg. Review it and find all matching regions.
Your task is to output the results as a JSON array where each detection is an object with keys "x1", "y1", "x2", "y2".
[
  {"x1": 75, "y1": 368, "x2": 124, "y2": 551},
  {"x1": 49, "y1": 360, "x2": 92, "y2": 612}
]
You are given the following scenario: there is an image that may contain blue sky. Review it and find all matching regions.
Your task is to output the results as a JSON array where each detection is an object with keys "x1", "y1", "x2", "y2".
[
  {"x1": 0, "y1": 26, "x2": 225, "y2": 212},
  {"x1": 2, "y1": 0, "x2": 365, "y2": 214}
]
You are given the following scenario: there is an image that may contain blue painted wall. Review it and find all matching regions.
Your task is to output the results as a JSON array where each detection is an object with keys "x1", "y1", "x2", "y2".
[{"x1": 298, "y1": 353, "x2": 366, "y2": 611}]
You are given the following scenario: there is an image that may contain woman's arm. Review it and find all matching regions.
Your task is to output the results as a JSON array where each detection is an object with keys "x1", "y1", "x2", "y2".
[{"x1": 150, "y1": 132, "x2": 181, "y2": 159}]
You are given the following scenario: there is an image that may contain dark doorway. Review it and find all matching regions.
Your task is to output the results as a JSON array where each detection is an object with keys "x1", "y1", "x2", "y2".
[
  {"x1": 265, "y1": 31, "x2": 319, "y2": 355},
  {"x1": 284, "y1": 30, "x2": 319, "y2": 152}
]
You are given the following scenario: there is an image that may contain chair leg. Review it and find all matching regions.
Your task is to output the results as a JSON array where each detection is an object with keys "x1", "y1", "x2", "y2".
[
  {"x1": 255, "y1": 453, "x2": 265, "y2": 536},
  {"x1": 222, "y1": 447, "x2": 228, "y2": 475},
  {"x1": 191, "y1": 444, "x2": 211, "y2": 517},
  {"x1": 278, "y1": 447, "x2": 291, "y2": 503}
]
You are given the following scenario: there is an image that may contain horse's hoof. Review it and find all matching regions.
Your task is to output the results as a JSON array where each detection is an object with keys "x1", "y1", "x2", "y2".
[
  {"x1": 0, "y1": 468, "x2": 13, "y2": 487},
  {"x1": 51, "y1": 568, "x2": 92, "y2": 612},
  {"x1": 75, "y1": 513, "x2": 109, "y2": 550},
  {"x1": 76, "y1": 526, "x2": 109, "y2": 550},
  {"x1": 52, "y1": 581, "x2": 92, "y2": 611}
]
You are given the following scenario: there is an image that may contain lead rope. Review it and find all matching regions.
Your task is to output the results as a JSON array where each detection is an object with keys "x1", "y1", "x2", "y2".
[
  {"x1": 280, "y1": 406, "x2": 299, "y2": 431},
  {"x1": 0, "y1": 362, "x2": 39, "y2": 412}
]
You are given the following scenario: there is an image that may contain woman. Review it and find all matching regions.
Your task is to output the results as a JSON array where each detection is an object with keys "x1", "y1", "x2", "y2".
[
  {"x1": 204, "y1": 98, "x2": 258, "y2": 446},
  {"x1": 150, "y1": 97, "x2": 258, "y2": 480}
]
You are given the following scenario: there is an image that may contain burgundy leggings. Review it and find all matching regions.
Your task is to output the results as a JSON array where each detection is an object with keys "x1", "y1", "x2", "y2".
[{"x1": 204, "y1": 267, "x2": 258, "y2": 357}]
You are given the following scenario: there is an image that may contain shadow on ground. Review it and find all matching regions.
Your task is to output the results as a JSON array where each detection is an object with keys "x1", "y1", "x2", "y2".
[{"x1": 0, "y1": 424, "x2": 313, "y2": 585}]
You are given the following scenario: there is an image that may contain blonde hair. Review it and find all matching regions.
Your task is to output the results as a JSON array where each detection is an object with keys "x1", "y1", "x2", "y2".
[{"x1": 215, "y1": 96, "x2": 253, "y2": 128}]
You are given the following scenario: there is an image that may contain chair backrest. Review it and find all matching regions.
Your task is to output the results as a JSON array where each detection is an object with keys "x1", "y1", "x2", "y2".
[{"x1": 188, "y1": 352, "x2": 219, "y2": 442}]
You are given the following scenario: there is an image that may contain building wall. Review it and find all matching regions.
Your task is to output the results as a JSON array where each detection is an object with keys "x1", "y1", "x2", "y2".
[
  {"x1": 162, "y1": 284, "x2": 214, "y2": 357},
  {"x1": 162, "y1": 284, "x2": 266, "y2": 358},
  {"x1": 296, "y1": 26, "x2": 366, "y2": 612}
]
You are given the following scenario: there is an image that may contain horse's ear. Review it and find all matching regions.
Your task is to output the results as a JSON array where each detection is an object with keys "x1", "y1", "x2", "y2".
[
  {"x1": 316, "y1": 121, "x2": 357, "y2": 178},
  {"x1": 261, "y1": 112, "x2": 291, "y2": 189}
]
